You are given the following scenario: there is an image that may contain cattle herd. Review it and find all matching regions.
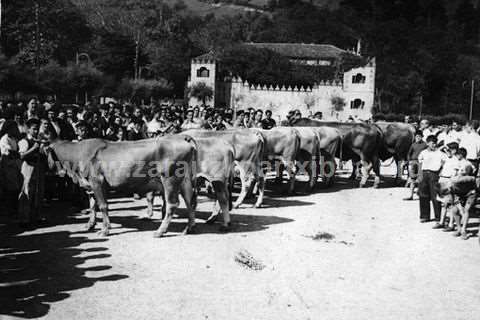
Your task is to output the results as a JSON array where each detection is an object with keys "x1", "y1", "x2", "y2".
[{"x1": 41, "y1": 119, "x2": 422, "y2": 239}]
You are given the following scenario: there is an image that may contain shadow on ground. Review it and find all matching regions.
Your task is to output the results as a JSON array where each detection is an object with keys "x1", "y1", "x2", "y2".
[{"x1": 0, "y1": 222, "x2": 128, "y2": 318}]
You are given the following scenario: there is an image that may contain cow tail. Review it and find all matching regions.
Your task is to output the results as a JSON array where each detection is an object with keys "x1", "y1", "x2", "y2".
[
  {"x1": 228, "y1": 146, "x2": 235, "y2": 211},
  {"x1": 184, "y1": 136, "x2": 198, "y2": 208},
  {"x1": 254, "y1": 131, "x2": 266, "y2": 178}
]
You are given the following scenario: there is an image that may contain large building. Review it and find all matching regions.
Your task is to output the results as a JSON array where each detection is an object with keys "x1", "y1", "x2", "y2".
[{"x1": 187, "y1": 42, "x2": 376, "y2": 121}]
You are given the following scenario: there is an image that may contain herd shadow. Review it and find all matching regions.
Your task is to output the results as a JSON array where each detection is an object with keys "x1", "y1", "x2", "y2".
[{"x1": 0, "y1": 226, "x2": 128, "y2": 319}]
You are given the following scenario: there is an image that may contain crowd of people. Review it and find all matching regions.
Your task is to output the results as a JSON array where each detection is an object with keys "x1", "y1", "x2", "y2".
[
  {"x1": 0, "y1": 98, "x2": 293, "y2": 228},
  {"x1": 1, "y1": 98, "x2": 480, "y2": 238},
  {"x1": 406, "y1": 119, "x2": 480, "y2": 240}
]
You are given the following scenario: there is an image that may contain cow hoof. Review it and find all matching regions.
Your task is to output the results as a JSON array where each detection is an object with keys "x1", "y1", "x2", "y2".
[
  {"x1": 205, "y1": 215, "x2": 218, "y2": 225},
  {"x1": 97, "y1": 229, "x2": 109, "y2": 237},
  {"x1": 219, "y1": 224, "x2": 231, "y2": 233},
  {"x1": 373, "y1": 184, "x2": 379, "y2": 189},
  {"x1": 233, "y1": 203, "x2": 241, "y2": 209},
  {"x1": 84, "y1": 223, "x2": 96, "y2": 232},
  {"x1": 253, "y1": 203, "x2": 261, "y2": 209},
  {"x1": 183, "y1": 225, "x2": 197, "y2": 235},
  {"x1": 461, "y1": 232, "x2": 470, "y2": 240},
  {"x1": 153, "y1": 231, "x2": 165, "y2": 238}
]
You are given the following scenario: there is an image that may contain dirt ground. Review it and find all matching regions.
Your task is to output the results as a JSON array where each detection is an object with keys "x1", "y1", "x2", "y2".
[{"x1": 1, "y1": 167, "x2": 480, "y2": 320}]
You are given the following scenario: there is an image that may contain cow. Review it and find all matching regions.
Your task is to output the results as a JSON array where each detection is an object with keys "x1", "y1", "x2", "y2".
[
  {"x1": 293, "y1": 127, "x2": 321, "y2": 191},
  {"x1": 313, "y1": 126, "x2": 343, "y2": 187},
  {"x1": 374, "y1": 122, "x2": 415, "y2": 184},
  {"x1": 254, "y1": 127, "x2": 301, "y2": 194},
  {"x1": 165, "y1": 133, "x2": 235, "y2": 229},
  {"x1": 183, "y1": 129, "x2": 265, "y2": 208},
  {"x1": 289, "y1": 118, "x2": 383, "y2": 188},
  {"x1": 45, "y1": 136, "x2": 197, "y2": 238}
]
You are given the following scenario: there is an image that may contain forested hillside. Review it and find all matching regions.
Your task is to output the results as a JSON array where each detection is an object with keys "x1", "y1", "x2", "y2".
[{"x1": 1, "y1": 0, "x2": 480, "y2": 116}]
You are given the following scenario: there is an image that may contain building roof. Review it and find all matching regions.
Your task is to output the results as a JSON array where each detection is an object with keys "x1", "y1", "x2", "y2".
[
  {"x1": 243, "y1": 42, "x2": 348, "y2": 59},
  {"x1": 192, "y1": 51, "x2": 216, "y2": 63}
]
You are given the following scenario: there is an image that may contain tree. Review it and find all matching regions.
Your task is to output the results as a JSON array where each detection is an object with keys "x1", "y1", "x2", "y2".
[
  {"x1": 189, "y1": 82, "x2": 213, "y2": 105},
  {"x1": 117, "y1": 78, "x2": 174, "y2": 103},
  {"x1": 331, "y1": 96, "x2": 346, "y2": 112},
  {"x1": 1, "y1": 0, "x2": 91, "y2": 65}
]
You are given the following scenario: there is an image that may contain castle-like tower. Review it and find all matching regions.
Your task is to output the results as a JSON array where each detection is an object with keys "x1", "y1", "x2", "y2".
[{"x1": 187, "y1": 43, "x2": 376, "y2": 121}]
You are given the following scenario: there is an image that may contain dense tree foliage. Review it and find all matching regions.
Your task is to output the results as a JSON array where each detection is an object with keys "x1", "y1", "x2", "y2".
[{"x1": 1, "y1": 0, "x2": 480, "y2": 116}]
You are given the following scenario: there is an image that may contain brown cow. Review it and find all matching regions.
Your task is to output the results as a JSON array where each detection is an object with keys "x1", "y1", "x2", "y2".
[
  {"x1": 172, "y1": 134, "x2": 235, "y2": 229},
  {"x1": 290, "y1": 118, "x2": 383, "y2": 188},
  {"x1": 254, "y1": 127, "x2": 301, "y2": 194},
  {"x1": 374, "y1": 122, "x2": 415, "y2": 183},
  {"x1": 46, "y1": 136, "x2": 197, "y2": 237},
  {"x1": 312, "y1": 126, "x2": 343, "y2": 187},
  {"x1": 183, "y1": 129, "x2": 265, "y2": 208},
  {"x1": 293, "y1": 127, "x2": 321, "y2": 191}
]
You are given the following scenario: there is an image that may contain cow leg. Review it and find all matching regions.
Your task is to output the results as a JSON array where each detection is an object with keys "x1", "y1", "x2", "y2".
[
  {"x1": 233, "y1": 166, "x2": 248, "y2": 209},
  {"x1": 153, "y1": 179, "x2": 180, "y2": 238},
  {"x1": 254, "y1": 176, "x2": 265, "y2": 208},
  {"x1": 309, "y1": 157, "x2": 318, "y2": 191},
  {"x1": 180, "y1": 178, "x2": 196, "y2": 235},
  {"x1": 91, "y1": 184, "x2": 110, "y2": 237},
  {"x1": 285, "y1": 159, "x2": 297, "y2": 194},
  {"x1": 359, "y1": 160, "x2": 372, "y2": 188},
  {"x1": 144, "y1": 191, "x2": 154, "y2": 219},
  {"x1": 85, "y1": 192, "x2": 97, "y2": 231},
  {"x1": 349, "y1": 161, "x2": 359, "y2": 180},
  {"x1": 394, "y1": 159, "x2": 403, "y2": 186},
  {"x1": 210, "y1": 181, "x2": 231, "y2": 232},
  {"x1": 372, "y1": 157, "x2": 381, "y2": 189}
]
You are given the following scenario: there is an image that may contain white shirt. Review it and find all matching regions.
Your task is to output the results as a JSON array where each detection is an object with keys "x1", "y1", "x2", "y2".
[
  {"x1": 418, "y1": 149, "x2": 447, "y2": 172},
  {"x1": 457, "y1": 158, "x2": 474, "y2": 176},
  {"x1": 422, "y1": 128, "x2": 437, "y2": 142},
  {"x1": 448, "y1": 130, "x2": 464, "y2": 144},
  {"x1": 439, "y1": 156, "x2": 459, "y2": 178},
  {"x1": 0, "y1": 134, "x2": 18, "y2": 156},
  {"x1": 459, "y1": 131, "x2": 480, "y2": 160}
]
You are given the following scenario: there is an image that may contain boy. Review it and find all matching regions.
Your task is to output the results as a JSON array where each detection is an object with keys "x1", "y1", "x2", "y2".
[
  {"x1": 404, "y1": 130, "x2": 427, "y2": 200},
  {"x1": 417, "y1": 135, "x2": 446, "y2": 223},
  {"x1": 18, "y1": 118, "x2": 47, "y2": 226},
  {"x1": 433, "y1": 142, "x2": 459, "y2": 229},
  {"x1": 445, "y1": 175, "x2": 477, "y2": 240}
]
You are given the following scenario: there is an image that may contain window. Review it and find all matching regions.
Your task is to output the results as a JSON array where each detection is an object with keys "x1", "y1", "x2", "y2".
[
  {"x1": 352, "y1": 73, "x2": 366, "y2": 84},
  {"x1": 197, "y1": 67, "x2": 210, "y2": 78},
  {"x1": 351, "y1": 99, "x2": 365, "y2": 109}
]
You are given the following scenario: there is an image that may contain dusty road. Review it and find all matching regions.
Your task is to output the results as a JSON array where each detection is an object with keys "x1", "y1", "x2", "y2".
[{"x1": 1, "y1": 172, "x2": 480, "y2": 320}]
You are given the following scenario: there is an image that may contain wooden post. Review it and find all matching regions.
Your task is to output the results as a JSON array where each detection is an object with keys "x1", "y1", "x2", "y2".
[{"x1": 469, "y1": 80, "x2": 474, "y2": 120}]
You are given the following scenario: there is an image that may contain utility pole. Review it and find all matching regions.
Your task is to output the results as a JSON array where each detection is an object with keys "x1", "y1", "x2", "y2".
[
  {"x1": 34, "y1": 1, "x2": 40, "y2": 81},
  {"x1": 134, "y1": 30, "x2": 140, "y2": 80},
  {"x1": 419, "y1": 95, "x2": 423, "y2": 118},
  {"x1": 469, "y1": 79, "x2": 475, "y2": 120}
]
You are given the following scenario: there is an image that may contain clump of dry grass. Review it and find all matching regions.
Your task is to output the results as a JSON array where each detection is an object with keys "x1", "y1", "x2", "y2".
[
  {"x1": 309, "y1": 232, "x2": 335, "y2": 241},
  {"x1": 234, "y1": 249, "x2": 265, "y2": 271}
]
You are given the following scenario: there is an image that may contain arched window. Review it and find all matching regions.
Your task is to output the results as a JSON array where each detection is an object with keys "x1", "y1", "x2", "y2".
[
  {"x1": 352, "y1": 73, "x2": 366, "y2": 84},
  {"x1": 197, "y1": 67, "x2": 210, "y2": 78},
  {"x1": 351, "y1": 99, "x2": 365, "y2": 109}
]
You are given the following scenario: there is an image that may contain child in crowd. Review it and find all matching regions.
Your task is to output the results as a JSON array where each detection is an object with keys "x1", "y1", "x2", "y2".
[
  {"x1": 404, "y1": 130, "x2": 427, "y2": 200},
  {"x1": 433, "y1": 142, "x2": 459, "y2": 229},
  {"x1": 18, "y1": 118, "x2": 47, "y2": 226}
]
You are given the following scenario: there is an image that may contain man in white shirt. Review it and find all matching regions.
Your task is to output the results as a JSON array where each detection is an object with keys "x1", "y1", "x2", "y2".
[
  {"x1": 459, "y1": 121, "x2": 480, "y2": 173},
  {"x1": 418, "y1": 135, "x2": 446, "y2": 223}
]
